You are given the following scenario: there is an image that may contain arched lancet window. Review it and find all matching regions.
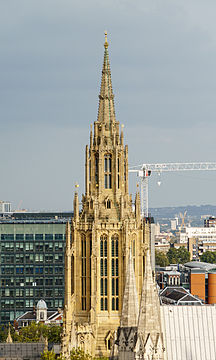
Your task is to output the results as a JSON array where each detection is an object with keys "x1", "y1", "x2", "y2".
[
  {"x1": 81, "y1": 234, "x2": 86, "y2": 310},
  {"x1": 100, "y1": 235, "x2": 108, "y2": 310},
  {"x1": 95, "y1": 154, "x2": 99, "y2": 184},
  {"x1": 117, "y1": 157, "x2": 120, "y2": 189},
  {"x1": 89, "y1": 160, "x2": 91, "y2": 181},
  {"x1": 107, "y1": 199, "x2": 111, "y2": 209},
  {"x1": 89, "y1": 234, "x2": 92, "y2": 307},
  {"x1": 131, "y1": 234, "x2": 136, "y2": 271},
  {"x1": 111, "y1": 234, "x2": 119, "y2": 311},
  {"x1": 104, "y1": 154, "x2": 112, "y2": 189}
]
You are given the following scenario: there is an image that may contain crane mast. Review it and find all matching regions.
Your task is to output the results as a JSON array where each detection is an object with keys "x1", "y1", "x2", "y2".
[{"x1": 129, "y1": 162, "x2": 216, "y2": 217}]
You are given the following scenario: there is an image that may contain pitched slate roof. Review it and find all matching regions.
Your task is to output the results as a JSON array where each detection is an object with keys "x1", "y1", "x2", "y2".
[
  {"x1": 160, "y1": 286, "x2": 188, "y2": 297},
  {"x1": 17, "y1": 311, "x2": 56, "y2": 321},
  {"x1": 160, "y1": 287, "x2": 202, "y2": 305}
]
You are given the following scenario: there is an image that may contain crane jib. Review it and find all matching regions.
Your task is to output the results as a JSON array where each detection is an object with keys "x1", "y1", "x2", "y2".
[{"x1": 129, "y1": 162, "x2": 216, "y2": 217}]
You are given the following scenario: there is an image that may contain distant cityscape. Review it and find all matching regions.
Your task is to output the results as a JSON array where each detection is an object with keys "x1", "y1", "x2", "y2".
[{"x1": 0, "y1": 199, "x2": 216, "y2": 323}]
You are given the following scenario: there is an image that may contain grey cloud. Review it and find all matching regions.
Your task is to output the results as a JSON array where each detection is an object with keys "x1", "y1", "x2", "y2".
[{"x1": 0, "y1": 0, "x2": 216, "y2": 209}]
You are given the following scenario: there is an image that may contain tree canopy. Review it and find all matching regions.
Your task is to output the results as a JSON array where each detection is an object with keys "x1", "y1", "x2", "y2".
[
  {"x1": 18, "y1": 322, "x2": 62, "y2": 343},
  {"x1": 70, "y1": 348, "x2": 92, "y2": 360},
  {"x1": 41, "y1": 348, "x2": 96, "y2": 360},
  {"x1": 200, "y1": 251, "x2": 216, "y2": 264},
  {"x1": 0, "y1": 323, "x2": 62, "y2": 343},
  {"x1": 167, "y1": 246, "x2": 190, "y2": 264},
  {"x1": 155, "y1": 250, "x2": 169, "y2": 267},
  {"x1": 155, "y1": 246, "x2": 190, "y2": 266}
]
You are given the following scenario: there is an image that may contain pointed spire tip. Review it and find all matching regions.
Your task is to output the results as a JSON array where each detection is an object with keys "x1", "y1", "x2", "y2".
[{"x1": 104, "y1": 31, "x2": 109, "y2": 48}]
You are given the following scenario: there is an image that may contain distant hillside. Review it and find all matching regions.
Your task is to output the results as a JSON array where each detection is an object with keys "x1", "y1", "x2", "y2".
[{"x1": 149, "y1": 205, "x2": 216, "y2": 220}]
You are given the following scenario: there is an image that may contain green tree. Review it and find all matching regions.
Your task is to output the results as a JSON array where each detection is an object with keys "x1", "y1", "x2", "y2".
[
  {"x1": 41, "y1": 351, "x2": 56, "y2": 360},
  {"x1": 47, "y1": 325, "x2": 62, "y2": 343},
  {"x1": 12, "y1": 323, "x2": 62, "y2": 343},
  {"x1": 18, "y1": 322, "x2": 48, "y2": 342},
  {"x1": 167, "y1": 246, "x2": 190, "y2": 264},
  {"x1": 177, "y1": 246, "x2": 190, "y2": 264},
  {"x1": 0, "y1": 326, "x2": 8, "y2": 342},
  {"x1": 166, "y1": 247, "x2": 178, "y2": 264},
  {"x1": 200, "y1": 251, "x2": 216, "y2": 264},
  {"x1": 155, "y1": 250, "x2": 169, "y2": 267},
  {"x1": 70, "y1": 348, "x2": 92, "y2": 360}
]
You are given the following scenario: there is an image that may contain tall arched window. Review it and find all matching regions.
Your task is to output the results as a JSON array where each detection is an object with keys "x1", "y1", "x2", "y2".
[
  {"x1": 95, "y1": 154, "x2": 99, "y2": 184},
  {"x1": 90, "y1": 234, "x2": 92, "y2": 307},
  {"x1": 106, "y1": 199, "x2": 111, "y2": 209},
  {"x1": 81, "y1": 234, "x2": 86, "y2": 310},
  {"x1": 104, "y1": 154, "x2": 112, "y2": 189},
  {"x1": 111, "y1": 235, "x2": 119, "y2": 311},
  {"x1": 117, "y1": 157, "x2": 120, "y2": 189},
  {"x1": 100, "y1": 235, "x2": 108, "y2": 310},
  {"x1": 132, "y1": 234, "x2": 136, "y2": 271},
  {"x1": 89, "y1": 160, "x2": 91, "y2": 181}
]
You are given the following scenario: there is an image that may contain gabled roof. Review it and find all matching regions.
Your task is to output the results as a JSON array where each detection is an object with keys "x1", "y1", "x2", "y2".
[
  {"x1": 17, "y1": 311, "x2": 57, "y2": 321},
  {"x1": 160, "y1": 286, "x2": 202, "y2": 305},
  {"x1": 180, "y1": 294, "x2": 200, "y2": 302},
  {"x1": 160, "y1": 286, "x2": 188, "y2": 297},
  {"x1": 166, "y1": 290, "x2": 187, "y2": 301}
]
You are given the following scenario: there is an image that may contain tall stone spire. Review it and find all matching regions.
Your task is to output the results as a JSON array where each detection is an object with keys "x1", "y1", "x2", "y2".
[
  {"x1": 6, "y1": 324, "x2": 13, "y2": 343},
  {"x1": 97, "y1": 32, "x2": 116, "y2": 124},
  {"x1": 120, "y1": 250, "x2": 139, "y2": 327},
  {"x1": 63, "y1": 33, "x2": 145, "y2": 358},
  {"x1": 137, "y1": 249, "x2": 162, "y2": 346}
]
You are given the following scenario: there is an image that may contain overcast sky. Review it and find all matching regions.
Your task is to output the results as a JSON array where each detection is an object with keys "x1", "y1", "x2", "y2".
[{"x1": 0, "y1": 0, "x2": 216, "y2": 211}]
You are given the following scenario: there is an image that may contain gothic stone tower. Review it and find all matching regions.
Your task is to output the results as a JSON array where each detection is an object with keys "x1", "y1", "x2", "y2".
[{"x1": 62, "y1": 33, "x2": 149, "y2": 357}]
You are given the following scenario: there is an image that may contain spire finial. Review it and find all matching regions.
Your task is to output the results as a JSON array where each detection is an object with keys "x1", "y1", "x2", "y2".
[{"x1": 104, "y1": 31, "x2": 108, "y2": 48}]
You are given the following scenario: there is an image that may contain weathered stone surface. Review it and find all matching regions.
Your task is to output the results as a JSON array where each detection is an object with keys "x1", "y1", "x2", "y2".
[
  {"x1": 120, "y1": 251, "x2": 139, "y2": 328},
  {"x1": 115, "y1": 249, "x2": 165, "y2": 360},
  {"x1": 137, "y1": 249, "x2": 162, "y2": 345}
]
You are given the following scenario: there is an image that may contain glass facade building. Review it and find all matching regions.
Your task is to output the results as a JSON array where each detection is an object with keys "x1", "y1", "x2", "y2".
[{"x1": 0, "y1": 212, "x2": 72, "y2": 324}]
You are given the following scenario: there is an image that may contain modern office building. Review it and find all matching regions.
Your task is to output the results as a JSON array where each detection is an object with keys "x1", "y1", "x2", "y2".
[
  {"x1": 0, "y1": 211, "x2": 72, "y2": 324},
  {"x1": 0, "y1": 201, "x2": 11, "y2": 213},
  {"x1": 180, "y1": 226, "x2": 216, "y2": 243},
  {"x1": 204, "y1": 216, "x2": 216, "y2": 227},
  {"x1": 179, "y1": 225, "x2": 216, "y2": 259}
]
